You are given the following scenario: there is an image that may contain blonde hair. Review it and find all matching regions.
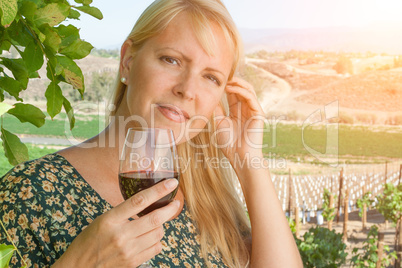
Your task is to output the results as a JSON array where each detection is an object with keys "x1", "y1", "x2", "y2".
[{"x1": 110, "y1": 1, "x2": 250, "y2": 267}]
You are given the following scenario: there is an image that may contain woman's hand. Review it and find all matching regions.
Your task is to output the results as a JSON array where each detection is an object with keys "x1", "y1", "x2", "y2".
[
  {"x1": 53, "y1": 179, "x2": 180, "y2": 268},
  {"x1": 214, "y1": 76, "x2": 266, "y2": 166}
]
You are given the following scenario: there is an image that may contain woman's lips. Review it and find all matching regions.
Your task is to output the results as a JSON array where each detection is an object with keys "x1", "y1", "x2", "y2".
[{"x1": 157, "y1": 105, "x2": 188, "y2": 123}]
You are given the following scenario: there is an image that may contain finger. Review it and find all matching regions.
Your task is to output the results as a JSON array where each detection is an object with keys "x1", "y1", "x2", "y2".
[
  {"x1": 226, "y1": 77, "x2": 257, "y2": 105},
  {"x1": 227, "y1": 77, "x2": 256, "y2": 96},
  {"x1": 109, "y1": 179, "x2": 179, "y2": 221},
  {"x1": 222, "y1": 92, "x2": 239, "y2": 117},
  {"x1": 130, "y1": 241, "x2": 163, "y2": 267},
  {"x1": 225, "y1": 86, "x2": 264, "y2": 115},
  {"x1": 131, "y1": 199, "x2": 180, "y2": 236},
  {"x1": 129, "y1": 226, "x2": 164, "y2": 255}
]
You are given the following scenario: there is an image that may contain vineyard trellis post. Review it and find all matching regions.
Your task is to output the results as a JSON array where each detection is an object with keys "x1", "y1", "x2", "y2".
[
  {"x1": 362, "y1": 184, "x2": 367, "y2": 230},
  {"x1": 376, "y1": 232, "x2": 385, "y2": 268},
  {"x1": 337, "y1": 168, "x2": 344, "y2": 223},
  {"x1": 288, "y1": 168, "x2": 292, "y2": 217},
  {"x1": 295, "y1": 206, "x2": 300, "y2": 238},
  {"x1": 396, "y1": 216, "x2": 402, "y2": 268},
  {"x1": 343, "y1": 189, "x2": 349, "y2": 242},
  {"x1": 328, "y1": 194, "x2": 334, "y2": 230},
  {"x1": 384, "y1": 161, "x2": 388, "y2": 185},
  {"x1": 399, "y1": 165, "x2": 402, "y2": 268},
  {"x1": 385, "y1": 162, "x2": 389, "y2": 230}
]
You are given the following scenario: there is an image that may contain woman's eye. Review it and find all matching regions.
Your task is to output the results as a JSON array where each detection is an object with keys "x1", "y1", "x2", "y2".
[
  {"x1": 161, "y1": 56, "x2": 179, "y2": 65},
  {"x1": 206, "y1": 75, "x2": 221, "y2": 86}
]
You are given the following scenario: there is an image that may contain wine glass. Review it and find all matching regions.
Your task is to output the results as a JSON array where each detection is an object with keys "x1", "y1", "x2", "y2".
[
  {"x1": 119, "y1": 127, "x2": 179, "y2": 267},
  {"x1": 119, "y1": 127, "x2": 180, "y2": 216}
]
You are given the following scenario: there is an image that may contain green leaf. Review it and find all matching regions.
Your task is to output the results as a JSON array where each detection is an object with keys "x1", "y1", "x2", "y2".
[
  {"x1": 0, "y1": 39, "x2": 11, "y2": 51},
  {"x1": 55, "y1": 24, "x2": 79, "y2": 49},
  {"x1": 26, "y1": 0, "x2": 42, "y2": 6},
  {"x1": 22, "y1": 41, "x2": 44, "y2": 73},
  {"x1": 1, "y1": 58, "x2": 29, "y2": 89},
  {"x1": 7, "y1": 103, "x2": 46, "y2": 127},
  {"x1": 29, "y1": 71, "x2": 40, "y2": 79},
  {"x1": 0, "y1": 76, "x2": 23, "y2": 101},
  {"x1": 59, "y1": 39, "x2": 93, "y2": 59},
  {"x1": 44, "y1": 45, "x2": 57, "y2": 68},
  {"x1": 45, "y1": 81, "x2": 63, "y2": 118},
  {"x1": 63, "y1": 96, "x2": 75, "y2": 130},
  {"x1": 0, "y1": 102, "x2": 13, "y2": 116},
  {"x1": 41, "y1": 25, "x2": 61, "y2": 53},
  {"x1": 74, "y1": 0, "x2": 93, "y2": 4},
  {"x1": 68, "y1": 8, "x2": 81, "y2": 19},
  {"x1": 1, "y1": 127, "x2": 29, "y2": 166},
  {"x1": 19, "y1": 1, "x2": 37, "y2": 21},
  {"x1": 33, "y1": 3, "x2": 70, "y2": 27},
  {"x1": 56, "y1": 55, "x2": 84, "y2": 94},
  {"x1": 0, "y1": 0, "x2": 18, "y2": 26},
  {"x1": 0, "y1": 89, "x2": 4, "y2": 102},
  {"x1": 73, "y1": 5, "x2": 103, "y2": 20},
  {"x1": 0, "y1": 244, "x2": 15, "y2": 268},
  {"x1": 7, "y1": 20, "x2": 32, "y2": 47},
  {"x1": 0, "y1": 28, "x2": 11, "y2": 51},
  {"x1": 46, "y1": 60, "x2": 56, "y2": 81},
  {"x1": 37, "y1": 28, "x2": 46, "y2": 43}
]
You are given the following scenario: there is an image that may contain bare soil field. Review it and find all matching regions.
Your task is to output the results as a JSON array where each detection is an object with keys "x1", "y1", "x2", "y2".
[
  {"x1": 297, "y1": 69, "x2": 402, "y2": 112},
  {"x1": 249, "y1": 59, "x2": 342, "y2": 91},
  {"x1": 244, "y1": 56, "x2": 402, "y2": 124}
]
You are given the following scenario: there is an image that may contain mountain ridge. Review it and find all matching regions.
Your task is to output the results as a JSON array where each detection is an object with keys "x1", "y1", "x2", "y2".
[{"x1": 240, "y1": 23, "x2": 402, "y2": 54}]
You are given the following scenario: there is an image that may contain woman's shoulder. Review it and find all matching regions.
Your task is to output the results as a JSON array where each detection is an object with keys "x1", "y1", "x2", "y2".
[
  {"x1": 0, "y1": 153, "x2": 75, "y2": 192},
  {"x1": 0, "y1": 153, "x2": 90, "y2": 267}
]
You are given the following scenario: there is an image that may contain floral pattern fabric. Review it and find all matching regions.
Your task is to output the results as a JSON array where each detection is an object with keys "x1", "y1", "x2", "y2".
[{"x1": 0, "y1": 153, "x2": 228, "y2": 267}]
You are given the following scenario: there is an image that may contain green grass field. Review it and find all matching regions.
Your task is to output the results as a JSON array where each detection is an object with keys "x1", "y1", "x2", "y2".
[
  {"x1": 1, "y1": 114, "x2": 401, "y2": 176},
  {"x1": 1, "y1": 112, "x2": 105, "y2": 139}
]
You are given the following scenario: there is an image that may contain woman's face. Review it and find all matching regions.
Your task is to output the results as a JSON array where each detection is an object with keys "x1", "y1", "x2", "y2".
[{"x1": 119, "y1": 12, "x2": 233, "y2": 144}]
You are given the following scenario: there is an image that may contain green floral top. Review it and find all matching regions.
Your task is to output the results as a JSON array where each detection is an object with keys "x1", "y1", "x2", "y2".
[{"x1": 0, "y1": 153, "x2": 228, "y2": 267}]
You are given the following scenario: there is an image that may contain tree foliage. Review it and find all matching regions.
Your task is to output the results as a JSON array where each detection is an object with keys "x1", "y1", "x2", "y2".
[
  {"x1": 295, "y1": 226, "x2": 348, "y2": 268},
  {"x1": 0, "y1": 0, "x2": 102, "y2": 166},
  {"x1": 333, "y1": 55, "x2": 353, "y2": 75}
]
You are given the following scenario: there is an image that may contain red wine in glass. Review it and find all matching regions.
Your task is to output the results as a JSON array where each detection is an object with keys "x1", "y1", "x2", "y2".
[
  {"x1": 119, "y1": 128, "x2": 179, "y2": 266},
  {"x1": 119, "y1": 170, "x2": 179, "y2": 216}
]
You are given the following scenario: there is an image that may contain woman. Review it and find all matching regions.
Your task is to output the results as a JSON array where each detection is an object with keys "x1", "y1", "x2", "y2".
[{"x1": 0, "y1": 0, "x2": 302, "y2": 267}]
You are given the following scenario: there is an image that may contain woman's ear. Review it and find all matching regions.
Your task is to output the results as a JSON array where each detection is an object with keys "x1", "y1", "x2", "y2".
[{"x1": 120, "y1": 39, "x2": 134, "y2": 81}]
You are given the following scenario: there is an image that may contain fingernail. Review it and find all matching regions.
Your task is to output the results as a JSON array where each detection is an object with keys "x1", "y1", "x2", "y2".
[{"x1": 165, "y1": 179, "x2": 178, "y2": 189}]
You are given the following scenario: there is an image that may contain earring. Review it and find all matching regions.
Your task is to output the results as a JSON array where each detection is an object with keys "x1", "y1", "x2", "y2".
[{"x1": 121, "y1": 77, "x2": 127, "y2": 84}]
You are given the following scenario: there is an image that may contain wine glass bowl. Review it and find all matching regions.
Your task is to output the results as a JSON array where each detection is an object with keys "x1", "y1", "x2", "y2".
[{"x1": 119, "y1": 127, "x2": 179, "y2": 217}]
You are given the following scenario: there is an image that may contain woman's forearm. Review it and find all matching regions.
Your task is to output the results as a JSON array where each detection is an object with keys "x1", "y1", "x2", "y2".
[{"x1": 235, "y1": 157, "x2": 303, "y2": 268}]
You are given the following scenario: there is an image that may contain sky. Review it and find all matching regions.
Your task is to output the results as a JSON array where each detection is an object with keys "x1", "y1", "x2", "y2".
[{"x1": 69, "y1": 0, "x2": 402, "y2": 49}]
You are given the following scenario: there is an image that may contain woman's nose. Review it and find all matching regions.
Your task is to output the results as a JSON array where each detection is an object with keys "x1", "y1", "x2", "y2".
[{"x1": 172, "y1": 72, "x2": 196, "y2": 100}]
